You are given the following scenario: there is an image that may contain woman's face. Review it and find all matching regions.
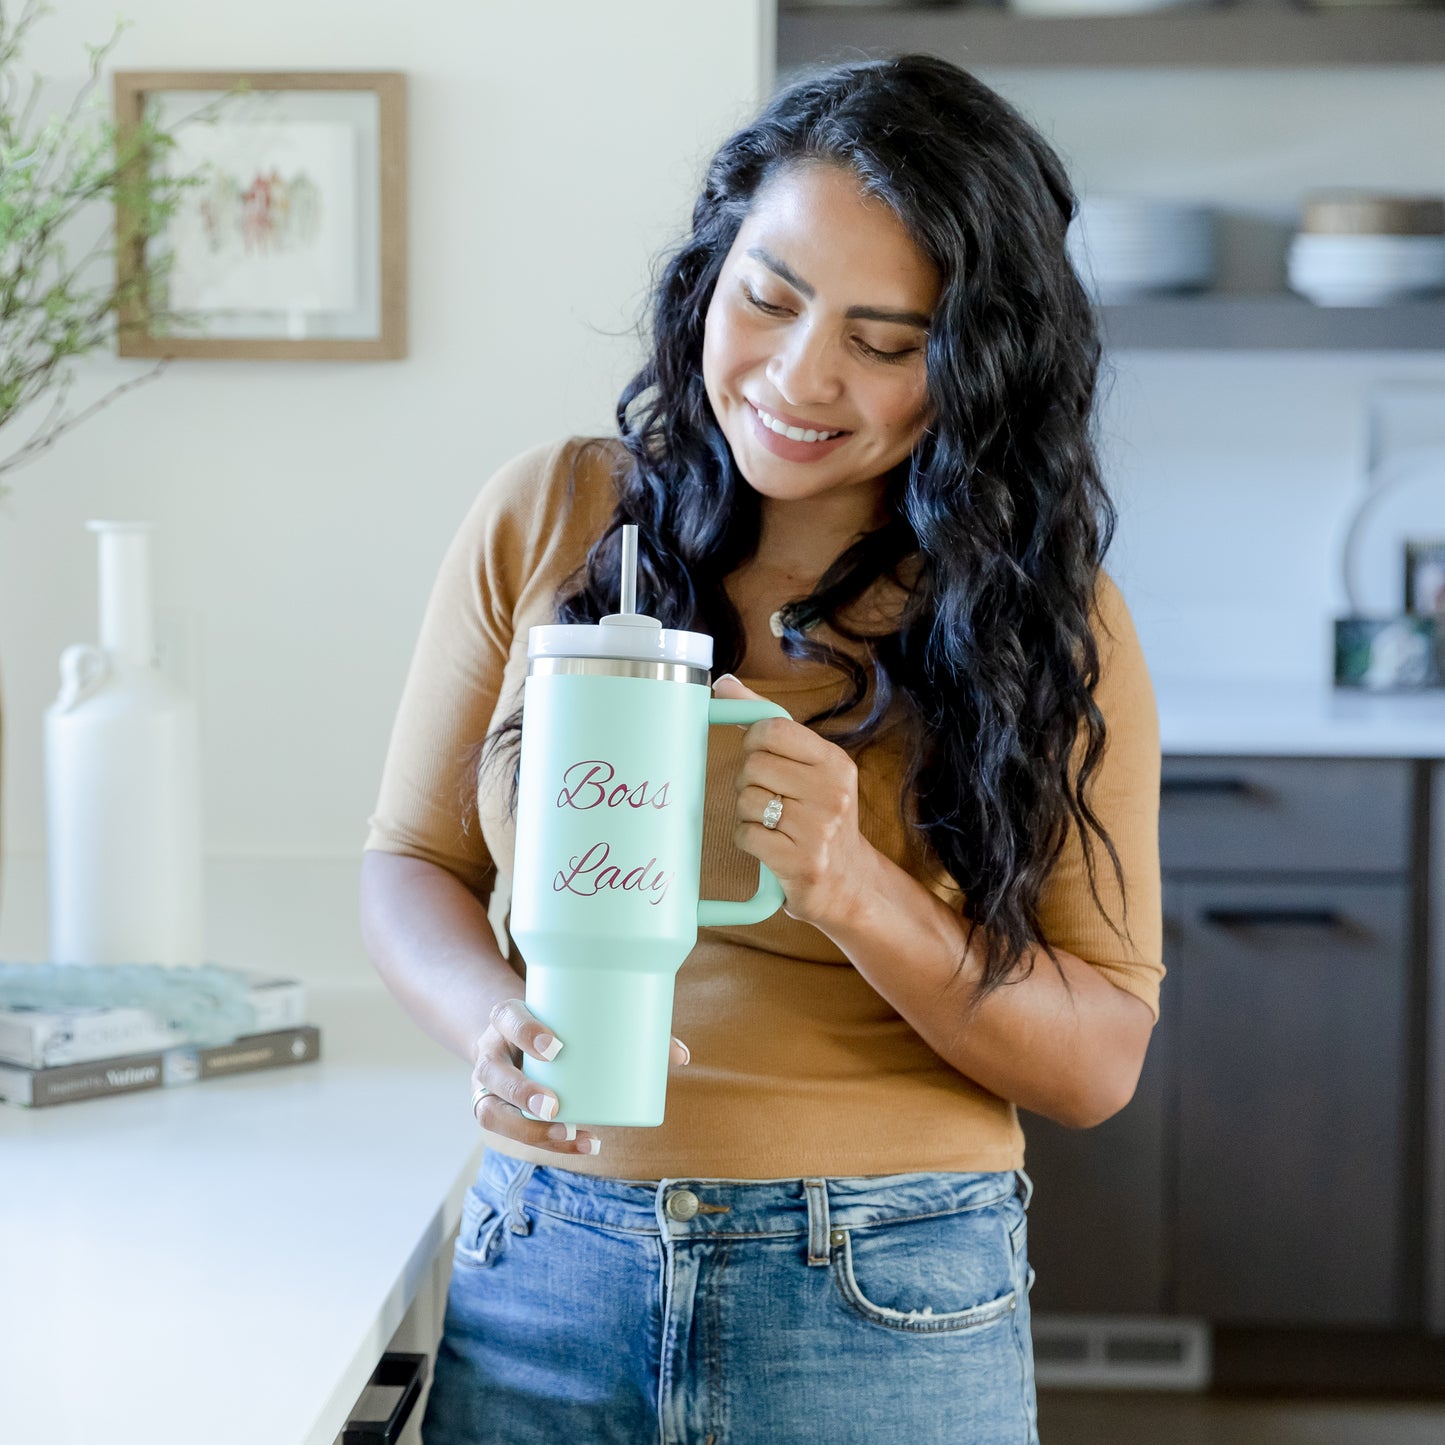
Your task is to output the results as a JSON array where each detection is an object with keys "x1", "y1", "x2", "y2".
[{"x1": 703, "y1": 161, "x2": 941, "y2": 515}]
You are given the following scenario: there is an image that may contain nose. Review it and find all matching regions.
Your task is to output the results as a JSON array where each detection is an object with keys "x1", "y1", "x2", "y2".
[{"x1": 765, "y1": 319, "x2": 843, "y2": 411}]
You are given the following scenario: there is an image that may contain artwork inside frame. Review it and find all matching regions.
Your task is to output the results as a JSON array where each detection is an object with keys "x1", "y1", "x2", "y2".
[
  {"x1": 112, "y1": 70, "x2": 406, "y2": 361},
  {"x1": 1405, "y1": 538, "x2": 1445, "y2": 618}
]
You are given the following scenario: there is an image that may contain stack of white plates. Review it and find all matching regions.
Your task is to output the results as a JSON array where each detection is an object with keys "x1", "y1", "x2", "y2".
[
  {"x1": 1287, "y1": 195, "x2": 1445, "y2": 306},
  {"x1": 1288, "y1": 236, "x2": 1445, "y2": 306},
  {"x1": 1067, "y1": 198, "x2": 1215, "y2": 303}
]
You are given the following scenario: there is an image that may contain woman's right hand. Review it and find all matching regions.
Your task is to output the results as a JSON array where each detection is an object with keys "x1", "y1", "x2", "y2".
[{"x1": 470, "y1": 997, "x2": 690, "y2": 1156}]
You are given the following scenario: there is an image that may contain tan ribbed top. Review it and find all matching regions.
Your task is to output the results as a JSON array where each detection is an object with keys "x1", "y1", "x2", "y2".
[{"x1": 365, "y1": 436, "x2": 1163, "y2": 1179}]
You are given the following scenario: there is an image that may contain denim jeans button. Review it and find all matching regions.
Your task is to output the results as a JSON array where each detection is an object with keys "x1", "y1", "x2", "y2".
[{"x1": 665, "y1": 1189, "x2": 700, "y2": 1221}]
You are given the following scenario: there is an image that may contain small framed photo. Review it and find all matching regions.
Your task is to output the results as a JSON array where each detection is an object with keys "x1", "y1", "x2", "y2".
[
  {"x1": 1405, "y1": 539, "x2": 1445, "y2": 617},
  {"x1": 1334, "y1": 614, "x2": 1442, "y2": 691},
  {"x1": 113, "y1": 70, "x2": 406, "y2": 360}
]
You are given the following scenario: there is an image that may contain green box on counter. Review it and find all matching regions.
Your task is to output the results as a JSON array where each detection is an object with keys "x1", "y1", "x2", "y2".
[{"x1": 1333, "y1": 614, "x2": 1444, "y2": 691}]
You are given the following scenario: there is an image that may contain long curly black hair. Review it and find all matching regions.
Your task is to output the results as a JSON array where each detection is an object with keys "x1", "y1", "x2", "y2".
[{"x1": 479, "y1": 53, "x2": 1131, "y2": 1026}]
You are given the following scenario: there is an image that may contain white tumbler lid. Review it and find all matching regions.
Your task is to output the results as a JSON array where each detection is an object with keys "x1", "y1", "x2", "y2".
[
  {"x1": 527, "y1": 614, "x2": 713, "y2": 670},
  {"x1": 527, "y1": 522, "x2": 713, "y2": 669}
]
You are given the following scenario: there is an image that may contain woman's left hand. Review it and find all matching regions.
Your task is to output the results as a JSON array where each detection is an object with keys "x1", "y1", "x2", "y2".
[{"x1": 711, "y1": 673, "x2": 877, "y2": 930}]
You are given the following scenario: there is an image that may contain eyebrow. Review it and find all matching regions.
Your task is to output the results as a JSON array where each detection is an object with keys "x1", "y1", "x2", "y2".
[{"x1": 745, "y1": 246, "x2": 933, "y2": 331}]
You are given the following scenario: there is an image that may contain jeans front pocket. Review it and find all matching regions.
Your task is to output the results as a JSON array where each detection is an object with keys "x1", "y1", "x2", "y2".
[
  {"x1": 453, "y1": 1186, "x2": 509, "y2": 1270},
  {"x1": 832, "y1": 1200, "x2": 1020, "y2": 1334}
]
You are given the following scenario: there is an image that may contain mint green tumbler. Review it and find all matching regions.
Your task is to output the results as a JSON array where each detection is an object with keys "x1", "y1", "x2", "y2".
[{"x1": 511, "y1": 530, "x2": 788, "y2": 1127}]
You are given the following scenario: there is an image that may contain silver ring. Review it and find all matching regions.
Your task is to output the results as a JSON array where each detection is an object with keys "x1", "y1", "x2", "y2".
[
  {"x1": 470, "y1": 1085, "x2": 490, "y2": 1121},
  {"x1": 761, "y1": 795, "x2": 784, "y2": 830}
]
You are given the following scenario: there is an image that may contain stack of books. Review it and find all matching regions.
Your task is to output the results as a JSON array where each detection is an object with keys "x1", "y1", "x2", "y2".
[{"x1": 0, "y1": 970, "x2": 319, "y2": 1108}]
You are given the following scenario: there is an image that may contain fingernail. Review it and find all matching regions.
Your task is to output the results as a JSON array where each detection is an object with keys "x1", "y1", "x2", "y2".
[
  {"x1": 582, "y1": 1136, "x2": 602, "y2": 1155},
  {"x1": 529, "y1": 1093, "x2": 558, "y2": 1121},
  {"x1": 712, "y1": 673, "x2": 737, "y2": 690},
  {"x1": 677, "y1": 1041, "x2": 691, "y2": 1065},
  {"x1": 535, "y1": 1033, "x2": 563, "y2": 1061},
  {"x1": 549, "y1": 1122, "x2": 577, "y2": 1142}
]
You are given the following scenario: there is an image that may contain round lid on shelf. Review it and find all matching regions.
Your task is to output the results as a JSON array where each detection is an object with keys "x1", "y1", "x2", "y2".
[{"x1": 1301, "y1": 193, "x2": 1445, "y2": 238}]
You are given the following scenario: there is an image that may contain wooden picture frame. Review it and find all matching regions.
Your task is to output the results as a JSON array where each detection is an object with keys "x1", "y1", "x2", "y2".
[{"x1": 113, "y1": 70, "x2": 407, "y2": 361}]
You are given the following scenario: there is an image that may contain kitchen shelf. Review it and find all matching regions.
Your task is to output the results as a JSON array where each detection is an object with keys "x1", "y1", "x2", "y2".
[
  {"x1": 1100, "y1": 296, "x2": 1445, "y2": 349},
  {"x1": 780, "y1": 9, "x2": 1445, "y2": 351},
  {"x1": 778, "y1": 8, "x2": 1445, "y2": 70}
]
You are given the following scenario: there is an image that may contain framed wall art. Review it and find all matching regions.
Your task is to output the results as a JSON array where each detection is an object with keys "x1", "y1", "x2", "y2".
[{"x1": 113, "y1": 70, "x2": 406, "y2": 361}]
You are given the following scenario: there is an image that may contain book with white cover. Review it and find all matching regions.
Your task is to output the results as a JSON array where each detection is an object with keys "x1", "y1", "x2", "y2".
[
  {"x1": 0, "y1": 1025, "x2": 321, "y2": 1107},
  {"x1": 0, "y1": 971, "x2": 307, "y2": 1069}
]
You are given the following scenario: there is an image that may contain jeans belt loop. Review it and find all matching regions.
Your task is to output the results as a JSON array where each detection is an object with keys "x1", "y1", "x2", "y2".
[
  {"x1": 804, "y1": 1177, "x2": 831, "y2": 1266},
  {"x1": 504, "y1": 1159, "x2": 537, "y2": 1234},
  {"x1": 1015, "y1": 1167, "x2": 1034, "y2": 1210}
]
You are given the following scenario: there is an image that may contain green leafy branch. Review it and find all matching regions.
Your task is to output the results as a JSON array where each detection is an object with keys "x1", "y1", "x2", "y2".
[{"x1": 0, "y1": 0, "x2": 243, "y2": 490}]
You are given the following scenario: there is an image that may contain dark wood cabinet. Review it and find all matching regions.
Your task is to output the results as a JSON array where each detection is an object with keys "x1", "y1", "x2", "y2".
[
  {"x1": 1156, "y1": 756, "x2": 1413, "y2": 875},
  {"x1": 1170, "y1": 878, "x2": 1412, "y2": 1327},
  {"x1": 1020, "y1": 960, "x2": 1172, "y2": 1315},
  {"x1": 1022, "y1": 756, "x2": 1425, "y2": 1331}
]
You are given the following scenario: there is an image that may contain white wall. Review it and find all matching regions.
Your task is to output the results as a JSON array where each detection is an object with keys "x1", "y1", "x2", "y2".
[{"x1": 0, "y1": 0, "x2": 771, "y2": 980}]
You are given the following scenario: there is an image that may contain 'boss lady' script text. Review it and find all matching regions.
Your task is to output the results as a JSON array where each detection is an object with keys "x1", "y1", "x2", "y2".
[{"x1": 552, "y1": 759, "x2": 675, "y2": 905}]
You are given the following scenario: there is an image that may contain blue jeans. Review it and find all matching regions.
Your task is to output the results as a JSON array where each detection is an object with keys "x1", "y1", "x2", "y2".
[{"x1": 421, "y1": 1147, "x2": 1039, "y2": 1444}]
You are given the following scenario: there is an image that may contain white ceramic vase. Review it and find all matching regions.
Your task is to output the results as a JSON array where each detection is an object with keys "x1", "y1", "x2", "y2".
[{"x1": 43, "y1": 521, "x2": 205, "y2": 965}]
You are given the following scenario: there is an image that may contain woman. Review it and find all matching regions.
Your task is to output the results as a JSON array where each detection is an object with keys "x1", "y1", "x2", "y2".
[{"x1": 361, "y1": 52, "x2": 1161, "y2": 1445}]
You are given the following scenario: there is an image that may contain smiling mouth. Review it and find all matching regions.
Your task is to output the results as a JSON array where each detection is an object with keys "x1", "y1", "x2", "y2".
[{"x1": 748, "y1": 400, "x2": 849, "y2": 444}]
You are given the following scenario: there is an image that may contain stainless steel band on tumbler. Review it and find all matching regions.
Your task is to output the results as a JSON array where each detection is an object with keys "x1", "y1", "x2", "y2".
[{"x1": 527, "y1": 656, "x2": 711, "y2": 687}]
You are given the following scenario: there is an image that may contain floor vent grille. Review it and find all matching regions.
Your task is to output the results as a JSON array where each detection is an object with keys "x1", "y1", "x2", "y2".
[{"x1": 1032, "y1": 1315, "x2": 1212, "y2": 1390}]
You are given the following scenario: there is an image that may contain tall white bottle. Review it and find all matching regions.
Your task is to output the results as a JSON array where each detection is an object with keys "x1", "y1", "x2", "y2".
[{"x1": 44, "y1": 521, "x2": 205, "y2": 965}]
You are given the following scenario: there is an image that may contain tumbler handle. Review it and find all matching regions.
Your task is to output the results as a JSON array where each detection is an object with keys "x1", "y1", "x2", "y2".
[{"x1": 697, "y1": 699, "x2": 791, "y2": 927}]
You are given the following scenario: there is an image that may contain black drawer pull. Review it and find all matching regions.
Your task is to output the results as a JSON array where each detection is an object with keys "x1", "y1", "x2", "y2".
[
  {"x1": 343, "y1": 1352, "x2": 427, "y2": 1444},
  {"x1": 1203, "y1": 908, "x2": 1344, "y2": 931},
  {"x1": 1161, "y1": 777, "x2": 1256, "y2": 797}
]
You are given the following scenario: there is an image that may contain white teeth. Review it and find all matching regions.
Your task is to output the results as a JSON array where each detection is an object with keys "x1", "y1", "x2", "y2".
[{"x1": 754, "y1": 405, "x2": 841, "y2": 443}]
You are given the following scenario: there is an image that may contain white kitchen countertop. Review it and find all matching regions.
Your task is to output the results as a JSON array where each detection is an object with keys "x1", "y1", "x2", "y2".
[
  {"x1": 1155, "y1": 676, "x2": 1445, "y2": 758},
  {"x1": 0, "y1": 984, "x2": 482, "y2": 1445}
]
